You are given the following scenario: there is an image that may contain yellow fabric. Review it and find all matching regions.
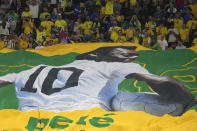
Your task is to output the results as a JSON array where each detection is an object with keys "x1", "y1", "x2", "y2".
[
  {"x1": 105, "y1": 0, "x2": 113, "y2": 15},
  {"x1": 193, "y1": 38, "x2": 197, "y2": 46},
  {"x1": 36, "y1": 29, "x2": 47, "y2": 42},
  {"x1": 186, "y1": 20, "x2": 197, "y2": 30},
  {"x1": 83, "y1": 21, "x2": 93, "y2": 35},
  {"x1": 142, "y1": 37, "x2": 151, "y2": 48},
  {"x1": 23, "y1": 21, "x2": 33, "y2": 35},
  {"x1": 41, "y1": 21, "x2": 54, "y2": 36},
  {"x1": 179, "y1": 28, "x2": 189, "y2": 42},
  {"x1": 174, "y1": 18, "x2": 183, "y2": 30},
  {"x1": 130, "y1": 0, "x2": 136, "y2": 6},
  {"x1": 55, "y1": 20, "x2": 67, "y2": 30},
  {"x1": 100, "y1": 6, "x2": 105, "y2": 16},
  {"x1": 148, "y1": 29, "x2": 154, "y2": 36},
  {"x1": 21, "y1": 11, "x2": 32, "y2": 17},
  {"x1": 125, "y1": 29, "x2": 134, "y2": 40},
  {"x1": 189, "y1": 4, "x2": 197, "y2": 18},
  {"x1": 109, "y1": 26, "x2": 121, "y2": 41},
  {"x1": 116, "y1": 36, "x2": 127, "y2": 42},
  {"x1": 156, "y1": 26, "x2": 168, "y2": 35},
  {"x1": 119, "y1": 0, "x2": 125, "y2": 3},
  {"x1": 0, "y1": 108, "x2": 197, "y2": 130},
  {"x1": 19, "y1": 40, "x2": 28, "y2": 50},
  {"x1": 0, "y1": 40, "x2": 4, "y2": 50}
]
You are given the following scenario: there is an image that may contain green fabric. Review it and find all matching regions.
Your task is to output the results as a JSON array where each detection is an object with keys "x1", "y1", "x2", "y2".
[{"x1": 0, "y1": 49, "x2": 197, "y2": 110}]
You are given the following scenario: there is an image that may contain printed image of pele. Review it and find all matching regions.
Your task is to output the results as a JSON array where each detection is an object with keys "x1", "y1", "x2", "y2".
[{"x1": 0, "y1": 46, "x2": 196, "y2": 116}]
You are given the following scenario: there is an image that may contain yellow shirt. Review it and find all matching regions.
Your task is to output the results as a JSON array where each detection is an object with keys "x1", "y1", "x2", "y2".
[
  {"x1": 186, "y1": 20, "x2": 197, "y2": 30},
  {"x1": 100, "y1": 6, "x2": 105, "y2": 16},
  {"x1": 83, "y1": 21, "x2": 93, "y2": 35},
  {"x1": 148, "y1": 29, "x2": 154, "y2": 36},
  {"x1": 179, "y1": 28, "x2": 189, "y2": 42},
  {"x1": 36, "y1": 29, "x2": 47, "y2": 42},
  {"x1": 105, "y1": 0, "x2": 113, "y2": 15},
  {"x1": 109, "y1": 26, "x2": 121, "y2": 41},
  {"x1": 0, "y1": 40, "x2": 4, "y2": 50},
  {"x1": 156, "y1": 26, "x2": 168, "y2": 35},
  {"x1": 22, "y1": 11, "x2": 32, "y2": 17},
  {"x1": 143, "y1": 37, "x2": 151, "y2": 48},
  {"x1": 116, "y1": 36, "x2": 127, "y2": 42},
  {"x1": 133, "y1": 37, "x2": 139, "y2": 43},
  {"x1": 193, "y1": 38, "x2": 197, "y2": 46},
  {"x1": 174, "y1": 18, "x2": 183, "y2": 30},
  {"x1": 55, "y1": 20, "x2": 67, "y2": 30},
  {"x1": 41, "y1": 21, "x2": 54, "y2": 36},
  {"x1": 19, "y1": 40, "x2": 28, "y2": 50},
  {"x1": 130, "y1": 0, "x2": 136, "y2": 6},
  {"x1": 189, "y1": 4, "x2": 197, "y2": 18},
  {"x1": 23, "y1": 21, "x2": 33, "y2": 35},
  {"x1": 125, "y1": 29, "x2": 133, "y2": 40},
  {"x1": 119, "y1": 0, "x2": 125, "y2": 3}
]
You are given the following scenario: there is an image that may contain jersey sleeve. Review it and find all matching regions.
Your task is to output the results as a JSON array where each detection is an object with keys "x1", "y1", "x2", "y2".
[
  {"x1": 0, "y1": 73, "x2": 18, "y2": 83},
  {"x1": 111, "y1": 62, "x2": 150, "y2": 78}
]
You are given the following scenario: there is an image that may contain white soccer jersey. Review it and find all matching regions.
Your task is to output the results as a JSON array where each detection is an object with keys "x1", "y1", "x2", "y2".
[{"x1": 0, "y1": 60, "x2": 150, "y2": 112}]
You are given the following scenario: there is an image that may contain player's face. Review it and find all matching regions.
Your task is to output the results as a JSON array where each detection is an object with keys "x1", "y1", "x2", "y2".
[{"x1": 109, "y1": 48, "x2": 139, "y2": 62}]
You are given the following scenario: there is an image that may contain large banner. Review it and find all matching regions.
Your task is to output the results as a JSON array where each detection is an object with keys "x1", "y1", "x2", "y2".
[{"x1": 0, "y1": 43, "x2": 197, "y2": 131}]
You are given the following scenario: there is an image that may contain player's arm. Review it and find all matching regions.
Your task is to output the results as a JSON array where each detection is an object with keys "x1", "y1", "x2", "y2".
[
  {"x1": 126, "y1": 73, "x2": 196, "y2": 105},
  {"x1": 0, "y1": 80, "x2": 13, "y2": 88}
]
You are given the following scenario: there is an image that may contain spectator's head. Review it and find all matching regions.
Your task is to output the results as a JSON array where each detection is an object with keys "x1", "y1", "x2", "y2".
[
  {"x1": 39, "y1": 26, "x2": 44, "y2": 31},
  {"x1": 182, "y1": 23, "x2": 186, "y2": 29},
  {"x1": 67, "y1": 1, "x2": 72, "y2": 7},
  {"x1": 86, "y1": 16, "x2": 90, "y2": 21},
  {"x1": 177, "y1": 40, "x2": 183, "y2": 46},
  {"x1": 43, "y1": 7, "x2": 48, "y2": 13},
  {"x1": 169, "y1": 2, "x2": 174, "y2": 8},
  {"x1": 52, "y1": 8, "x2": 58, "y2": 14},
  {"x1": 96, "y1": 28, "x2": 99, "y2": 33},
  {"x1": 25, "y1": 7, "x2": 30, "y2": 12},
  {"x1": 144, "y1": 31, "x2": 149, "y2": 37},
  {"x1": 58, "y1": 13, "x2": 62, "y2": 19},
  {"x1": 113, "y1": 20, "x2": 117, "y2": 26},
  {"x1": 156, "y1": 6, "x2": 161, "y2": 12},
  {"x1": 118, "y1": 30, "x2": 122, "y2": 36}
]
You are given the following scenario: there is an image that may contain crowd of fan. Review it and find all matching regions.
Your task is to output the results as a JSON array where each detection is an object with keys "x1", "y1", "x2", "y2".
[{"x1": 0, "y1": 0, "x2": 197, "y2": 50}]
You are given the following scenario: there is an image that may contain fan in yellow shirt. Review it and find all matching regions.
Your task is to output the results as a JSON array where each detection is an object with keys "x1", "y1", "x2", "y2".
[
  {"x1": 130, "y1": 0, "x2": 136, "y2": 6},
  {"x1": 36, "y1": 26, "x2": 47, "y2": 43},
  {"x1": 156, "y1": 23, "x2": 168, "y2": 35},
  {"x1": 0, "y1": 38, "x2": 4, "y2": 50},
  {"x1": 83, "y1": 16, "x2": 93, "y2": 35},
  {"x1": 192, "y1": 32, "x2": 197, "y2": 46},
  {"x1": 109, "y1": 21, "x2": 121, "y2": 42},
  {"x1": 189, "y1": 3, "x2": 197, "y2": 18},
  {"x1": 145, "y1": 16, "x2": 157, "y2": 30},
  {"x1": 125, "y1": 25, "x2": 134, "y2": 40},
  {"x1": 22, "y1": 18, "x2": 34, "y2": 35},
  {"x1": 174, "y1": 13, "x2": 183, "y2": 30},
  {"x1": 130, "y1": 15, "x2": 141, "y2": 31},
  {"x1": 55, "y1": 14, "x2": 67, "y2": 30},
  {"x1": 41, "y1": 15, "x2": 54, "y2": 37},
  {"x1": 105, "y1": 0, "x2": 114, "y2": 15},
  {"x1": 186, "y1": 16, "x2": 197, "y2": 30},
  {"x1": 142, "y1": 32, "x2": 151, "y2": 48},
  {"x1": 21, "y1": 7, "x2": 32, "y2": 19},
  {"x1": 19, "y1": 33, "x2": 29, "y2": 50},
  {"x1": 116, "y1": 30, "x2": 126, "y2": 42},
  {"x1": 179, "y1": 24, "x2": 189, "y2": 42}
]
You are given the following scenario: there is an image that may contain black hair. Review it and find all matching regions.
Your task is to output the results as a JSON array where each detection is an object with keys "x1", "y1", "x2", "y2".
[{"x1": 75, "y1": 46, "x2": 137, "y2": 62}]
